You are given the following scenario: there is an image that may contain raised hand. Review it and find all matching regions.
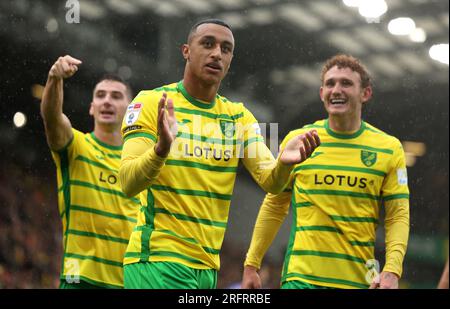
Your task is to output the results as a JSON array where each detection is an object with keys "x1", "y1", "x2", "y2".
[
  {"x1": 48, "y1": 55, "x2": 82, "y2": 79},
  {"x1": 280, "y1": 130, "x2": 320, "y2": 165},
  {"x1": 155, "y1": 92, "x2": 178, "y2": 157}
]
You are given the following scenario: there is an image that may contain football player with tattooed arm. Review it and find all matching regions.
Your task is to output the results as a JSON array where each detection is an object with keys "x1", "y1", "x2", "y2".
[
  {"x1": 242, "y1": 54, "x2": 410, "y2": 289},
  {"x1": 118, "y1": 19, "x2": 320, "y2": 289}
]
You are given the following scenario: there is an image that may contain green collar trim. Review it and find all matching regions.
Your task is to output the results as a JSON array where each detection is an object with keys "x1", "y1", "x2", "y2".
[
  {"x1": 90, "y1": 132, "x2": 122, "y2": 150},
  {"x1": 325, "y1": 119, "x2": 366, "y2": 139},
  {"x1": 177, "y1": 81, "x2": 216, "y2": 109}
]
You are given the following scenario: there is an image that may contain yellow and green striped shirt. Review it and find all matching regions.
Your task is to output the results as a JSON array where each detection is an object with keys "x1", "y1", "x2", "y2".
[
  {"x1": 52, "y1": 129, "x2": 140, "y2": 288},
  {"x1": 280, "y1": 119, "x2": 409, "y2": 289},
  {"x1": 121, "y1": 81, "x2": 271, "y2": 270}
]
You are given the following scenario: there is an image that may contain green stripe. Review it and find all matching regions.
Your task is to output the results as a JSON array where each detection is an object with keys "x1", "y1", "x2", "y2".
[
  {"x1": 177, "y1": 81, "x2": 216, "y2": 109},
  {"x1": 282, "y1": 194, "x2": 299, "y2": 279},
  {"x1": 134, "y1": 226, "x2": 197, "y2": 245},
  {"x1": 67, "y1": 229, "x2": 129, "y2": 244},
  {"x1": 75, "y1": 155, "x2": 118, "y2": 173},
  {"x1": 70, "y1": 180, "x2": 140, "y2": 204},
  {"x1": 84, "y1": 137, "x2": 121, "y2": 158},
  {"x1": 154, "y1": 207, "x2": 227, "y2": 228},
  {"x1": 152, "y1": 184, "x2": 232, "y2": 201},
  {"x1": 330, "y1": 215, "x2": 379, "y2": 224},
  {"x1": 285, "y1": 272, "x2": 369, "y2": 289},
  {"x1": 216, "y1": 94, "x2": 239, "y2": 104},
  {"x1": 151, "y1": 250, "x2": 206, "y2": 265},
  {"x1": 132, "y1": 227, "x2": 219, "y2": 254},
  {"x1": 177, "y1": 132, "x2": 240, "y2": 145},
  {"x1": 70, "y1": 205, "x2": 137, "y2": 223},
  {"x1": 291, "y1": 250, "x2": 365, "y2": 264},
  {"x1": 383, "y1": 194, "x2": 409, "y2": 201},
  {"x1": 320, "y1": 142, "x2": 393, "y2": 154},
  {"x1": 124, "y1": 252, "x2": 142, "y2": 258},
  {"x1": 296, "y1": 226, "x2": 343, "y2": 234},
  {"x1": 165, "y1": 159, "x2": 238, "y2": 173},
  {"x1": 243, "y1": 137, "x2": 264, "y2": 148},
  {"x1": 297, "y1": 187, "x2": 381, "y2": 201},
  {"x1": 123, "y1": 132, "x2": 157, "y2": 143},
  {"x1": 140, "y1": 190, "x2": 155, "y2": 261},
  {"x1": 153, "y1": 228, "x2": 198, "y2": 244},
  {"x1": 293, "y1": 201, "x2": 314, "y2": 208},
  {"x1": 325, "y1": 119, "x2": 366, "y2": 139},
  {"x1": 90, "y1": 132, "x2": 122, "y2": 150},
  {"x1": 64, "y1": 253, "x2": 123, "y2": 267},
  {"x1": 174, "y1": 107, "x2": 243, "y2": 121},
  {"x1": 349, "y1": 240, "x2": 376, "y2": 247},
  {"x1": 125, "y1": 250, "x2": 206, "y2": 266},
  {"x1": 203, "y1": 247, "x2": 220, "y2": 255},
  {"x1": 293, "y1": 164, "x2": 386, "y2": 177}
]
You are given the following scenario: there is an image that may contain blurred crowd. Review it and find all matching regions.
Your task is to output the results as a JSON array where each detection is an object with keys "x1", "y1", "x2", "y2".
[{"x1": 0, "y1": 163, "x2": 61, "y2": 288}]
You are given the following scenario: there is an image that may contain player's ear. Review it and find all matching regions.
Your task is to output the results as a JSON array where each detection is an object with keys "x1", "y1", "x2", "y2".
[
  {"x1": 319, "y1": 86, "x2": 324, "y2": 102},
  {"x1": 89, "y1": 102, "x2": 94, "y2": 116},
  {"x1": 181, "y1": 44, "x2": 189, "y2": 61},
  {"x1": 362, "y1": 86, "x2": 372, "y2": 103}
]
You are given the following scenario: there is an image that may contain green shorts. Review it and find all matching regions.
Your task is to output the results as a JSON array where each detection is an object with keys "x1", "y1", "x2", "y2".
[
  {"x1": 124, "y1": 261, "x2": 217, "y2": 289},
  {"x1": 281, "y1": 279, "x2": 335, "y2": 289}
]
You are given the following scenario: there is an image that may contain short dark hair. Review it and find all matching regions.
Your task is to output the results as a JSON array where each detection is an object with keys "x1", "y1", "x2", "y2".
[
  {"x1": 187, "y1": 19, "x2": 232, "y2": 43},
  {"x1": 94, "y1": 73, "x2": 133, "y2": 100},
  {"x1": 321, "y1": 54, "x2": 372, "y2": 89}
]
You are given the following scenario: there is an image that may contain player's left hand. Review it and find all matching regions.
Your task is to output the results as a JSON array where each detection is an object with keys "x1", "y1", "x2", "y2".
[
  {"x1": 155, "y1": 92, "x2": 178, "y2": 157},
  {"x1": 280, "y1": 130, "x2": 320, "y2": 165},
  {"x1": 369, "y1": 271, "x2": 399, "y2": 289}
]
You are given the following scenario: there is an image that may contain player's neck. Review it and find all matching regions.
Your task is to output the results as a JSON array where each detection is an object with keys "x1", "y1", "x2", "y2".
[
  {"x1": 182, "y1": 75, "x2": 220, "y2": 103},
  {"x1": 93, "y1": 126, "x2": 123, "y2": 147},
  {"x1": 328, "y1": 115, "x2": 362, "y2": 133}
]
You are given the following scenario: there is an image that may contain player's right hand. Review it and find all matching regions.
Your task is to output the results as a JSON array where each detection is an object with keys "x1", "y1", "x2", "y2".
[
  {"x1": 48, "y1": 55, "x2": 82, "y2": 79},
  {"x1": 241, "y1": 265, "x2": 262, "y2": 289}
]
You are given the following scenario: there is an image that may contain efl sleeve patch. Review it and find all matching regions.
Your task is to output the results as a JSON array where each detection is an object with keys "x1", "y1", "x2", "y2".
[
  {"x1": 396, "y1": 168, "x2": 408, "y2": 185},
  {"x1": 124, "y1": 103, "x2": 142, "y2": 125}
]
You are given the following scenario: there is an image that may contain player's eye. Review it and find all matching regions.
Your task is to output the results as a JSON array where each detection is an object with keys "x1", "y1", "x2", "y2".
[{"x1": 203, "y1": 40, "x2": 213, "y2": 48}]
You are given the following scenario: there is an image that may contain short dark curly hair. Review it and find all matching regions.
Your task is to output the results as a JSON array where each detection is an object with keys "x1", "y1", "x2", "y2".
[{"x1": 321, "y1": 54, "x2": 372, "y2": 89}]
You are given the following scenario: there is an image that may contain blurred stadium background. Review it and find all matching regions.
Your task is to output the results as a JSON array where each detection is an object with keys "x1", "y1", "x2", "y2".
[{"x1": 0, "y1": 0, "x2": 448, "y2": 288}]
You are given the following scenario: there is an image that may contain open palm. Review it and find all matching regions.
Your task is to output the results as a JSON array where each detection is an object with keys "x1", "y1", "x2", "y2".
[{"x1": 280, "y1": 130, "x2": 320, "y2": 165}]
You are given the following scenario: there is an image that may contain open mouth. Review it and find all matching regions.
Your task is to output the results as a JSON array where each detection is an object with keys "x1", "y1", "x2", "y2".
[
  {"x1": 100, "y1": 111, "x2": 115, "y2": 116},
  {"x1": 330, "y1": 98, "x2": 347, "y2": 105}
]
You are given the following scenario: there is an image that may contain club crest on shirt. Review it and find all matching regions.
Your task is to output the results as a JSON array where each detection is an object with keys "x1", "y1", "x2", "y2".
[
  {"x1": 220, "y1": 119, "x2": 235, "y2": 138},
  {"x1": 361, "y1": 150, "x2": 377, "y2": 167},
  {"x1": 124, "y1": 103, "x2": 142, "y2": 125}
]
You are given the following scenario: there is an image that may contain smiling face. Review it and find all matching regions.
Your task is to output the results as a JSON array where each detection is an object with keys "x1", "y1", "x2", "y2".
[
  {"x1": 182, "y1": 23, "x2": 234, "y2": 85},
  {"x1": 320, "y1": 65, "x2": 372, "y2": 120},
  {"x1": 89, "y1": 80, "x2": 130, "y2": 130}
]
